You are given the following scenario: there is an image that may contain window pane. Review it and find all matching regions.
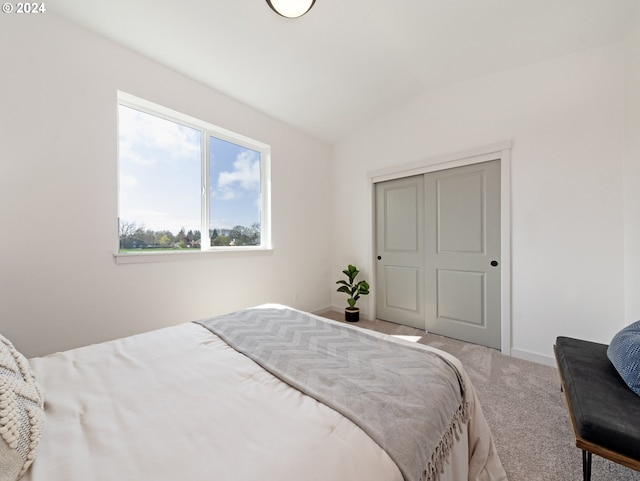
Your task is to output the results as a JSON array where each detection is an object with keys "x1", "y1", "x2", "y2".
[
  {"x1": 209, "y1": 136, "x2": 261, "y2": 247},
  {"x1": 118, "y1": 105, "x2": 202, "y2": 251}
]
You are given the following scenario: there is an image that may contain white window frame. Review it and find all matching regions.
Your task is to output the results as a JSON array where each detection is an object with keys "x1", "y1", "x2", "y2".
[{"x1": 115, "y1": 91, "x2": 272, "y2": 264}]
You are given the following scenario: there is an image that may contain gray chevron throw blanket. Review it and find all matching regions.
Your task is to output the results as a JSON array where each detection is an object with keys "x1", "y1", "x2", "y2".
[{"x1": 196, "y1": 307, "x2": 469, "y2": 481}]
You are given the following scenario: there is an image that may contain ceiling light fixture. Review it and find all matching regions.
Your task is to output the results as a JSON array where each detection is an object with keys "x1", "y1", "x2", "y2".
[{"x1": 266, "y1": 0, "x2": 316, "y2": 18}]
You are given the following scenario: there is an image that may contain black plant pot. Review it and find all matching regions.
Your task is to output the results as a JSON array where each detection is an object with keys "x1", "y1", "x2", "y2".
[{"x1": 345, "y1": 308, "x2": 359, "y2": 322}]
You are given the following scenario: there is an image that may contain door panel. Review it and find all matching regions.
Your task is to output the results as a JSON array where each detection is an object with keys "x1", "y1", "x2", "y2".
[
  {"x1": 436, "y1": 270, "x2": 484, "y2": 326},
  {"x1": 375, "y1": 176, "x2": 425, "y2": 329},
  {"x1": 384, "y1": 266, "x2": 419, "y2": 311},
  {"x1": 437, "y1": 173, "x2": 484, "y2": 253},
  {"x1": 384, "y1": 187, "x2": 418, "y2": 251},
  {"x1": 425, "y1": 160, "x2": 501, "y2": 349}
]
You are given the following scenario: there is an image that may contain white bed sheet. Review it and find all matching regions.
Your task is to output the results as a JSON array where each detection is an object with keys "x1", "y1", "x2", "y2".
[{"x1": 23, "y1": 312, "x2": 506, "y2": 481}]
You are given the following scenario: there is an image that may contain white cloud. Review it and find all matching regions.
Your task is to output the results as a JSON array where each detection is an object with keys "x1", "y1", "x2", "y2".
[
  {"x1": 216, "y1": 150, "x2": 260, "y2": 193},
  {"x1": 118, "y1": 105, "x2": 200, "y2": 166},
  {"x1": 119, "y1": 172, "x2": 139, "y2": 189}
]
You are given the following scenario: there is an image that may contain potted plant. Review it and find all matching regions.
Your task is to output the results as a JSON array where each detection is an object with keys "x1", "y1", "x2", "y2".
[{"x1": 336, "y1": 264, "x2": 370, "y2": 322}]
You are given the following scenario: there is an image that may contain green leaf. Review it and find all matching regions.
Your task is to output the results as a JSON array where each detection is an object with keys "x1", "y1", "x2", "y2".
[{"x1": 337, "y1": 264, "x2": 369, "y2": 306}]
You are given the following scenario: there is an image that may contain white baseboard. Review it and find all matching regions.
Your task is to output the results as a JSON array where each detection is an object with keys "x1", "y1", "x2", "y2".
[
  {"x1": 510, "y1": 348, "x2": 556, "y2": 368},
  {"x1": 311, "y1": 305, "x2": 338, "y2": 316}
]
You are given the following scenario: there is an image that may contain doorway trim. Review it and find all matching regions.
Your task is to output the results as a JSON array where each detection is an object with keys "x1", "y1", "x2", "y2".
[{"x1": 367, "y1": 141, "x2": 512, "y2": 355}]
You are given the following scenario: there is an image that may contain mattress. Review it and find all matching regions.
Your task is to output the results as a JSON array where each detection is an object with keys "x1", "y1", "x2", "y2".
[{"x1": 22, "y1": 307, "x2": 507, "y2": 481}]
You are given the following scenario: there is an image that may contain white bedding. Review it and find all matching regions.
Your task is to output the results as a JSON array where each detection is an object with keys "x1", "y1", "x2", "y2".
[{"x1": 23, "y1": 309, "x2": 507, "y2": 481}]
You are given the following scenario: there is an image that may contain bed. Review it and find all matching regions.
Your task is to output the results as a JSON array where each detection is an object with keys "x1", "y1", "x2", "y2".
[{"x1": 3, "y1": 305, "x2": 507, "y2": 481}]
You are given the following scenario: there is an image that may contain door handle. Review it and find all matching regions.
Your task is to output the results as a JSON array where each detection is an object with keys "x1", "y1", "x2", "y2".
[
  {"x1": 377, "y1": 256, "x2": 382, "y2": 260},
  {"x1": 490, "y1": 260, "x2": 498, "y2": 267}
]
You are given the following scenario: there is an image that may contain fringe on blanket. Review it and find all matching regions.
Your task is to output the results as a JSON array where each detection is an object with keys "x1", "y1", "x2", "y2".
[{"x1": 422, "y1": 393, "x2": 471, "y2": 481}]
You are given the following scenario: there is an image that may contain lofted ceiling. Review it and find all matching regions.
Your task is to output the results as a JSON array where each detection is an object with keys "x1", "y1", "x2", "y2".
[{"x1": 50, "y1": 0, "x2": 638, "y2": 144}]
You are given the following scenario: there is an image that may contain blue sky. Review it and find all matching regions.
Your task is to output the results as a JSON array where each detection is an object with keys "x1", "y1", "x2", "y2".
[
  {"x1": 209, "y1": 136, "x2": 261, "y2": 232},
  {"x1": 118, "y1": 105, "x2": 261, "y2": 235}
]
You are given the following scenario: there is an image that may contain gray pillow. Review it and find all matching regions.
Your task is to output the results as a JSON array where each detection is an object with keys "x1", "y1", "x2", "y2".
[
  {"x1": 607, "y1": 321, "x2": 640, "y2": 397},
  {"x1": 0, "y1": 334, "x2": 45, "y2": 481}
]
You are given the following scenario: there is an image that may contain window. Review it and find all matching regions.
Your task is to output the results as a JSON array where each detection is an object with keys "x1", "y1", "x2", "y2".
[{"x1": 117, "y1": 92, "x2": 271, "y2": 258}]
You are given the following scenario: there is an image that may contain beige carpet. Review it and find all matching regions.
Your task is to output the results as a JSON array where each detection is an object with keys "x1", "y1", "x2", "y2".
[{"x1": 321, "y1": 310, "x2": 640, "y2": 481}]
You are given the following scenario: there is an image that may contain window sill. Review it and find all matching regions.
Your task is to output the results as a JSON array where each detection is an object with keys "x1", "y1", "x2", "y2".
[{"x1": 114, "y1": 247, "x2": 274, "y2": 265}]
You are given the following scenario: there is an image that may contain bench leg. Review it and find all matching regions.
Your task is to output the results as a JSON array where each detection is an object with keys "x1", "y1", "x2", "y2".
[{"x1": 582, "y1": 450, "x2": 592, "y2": 481}]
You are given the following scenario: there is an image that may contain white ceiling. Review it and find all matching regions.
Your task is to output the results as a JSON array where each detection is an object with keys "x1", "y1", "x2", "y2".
[{"x1": 50, "y1": 0, "x2": 638, "y2": 144}]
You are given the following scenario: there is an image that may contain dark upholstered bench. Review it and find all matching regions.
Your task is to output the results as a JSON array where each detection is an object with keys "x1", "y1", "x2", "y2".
[{"x1": 554, "y1": 337, "x2": 640, "y2": 480}]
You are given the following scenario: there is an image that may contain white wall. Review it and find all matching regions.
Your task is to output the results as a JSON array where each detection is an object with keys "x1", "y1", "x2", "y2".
[
  {"x1": 624, "y1": 7, "x2": 640, "y2": 322},
  {"x1": 332, "y1": 43, "x2": 627, "y2": 364},
  {"x1": 0, "y1": 15, "x2": 333, "y2": 358},
  {"x1": 1, "y1": 13, "x2": 635, "y2": 364}
]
